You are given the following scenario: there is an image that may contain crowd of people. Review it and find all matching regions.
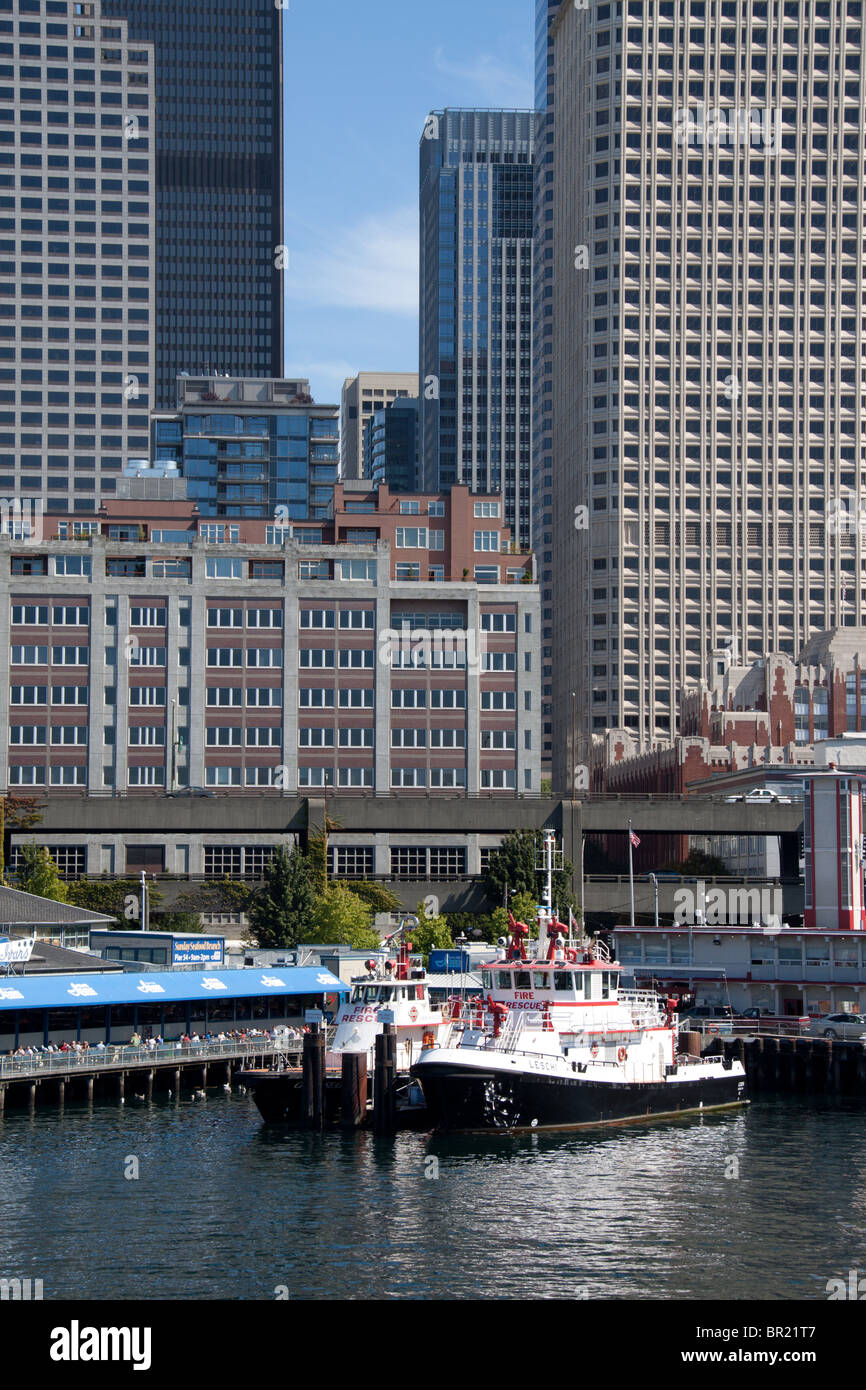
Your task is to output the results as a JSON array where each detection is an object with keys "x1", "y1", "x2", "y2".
[{"x1": 7, "y1": 1026, "x2": 295, "y2": 1060}]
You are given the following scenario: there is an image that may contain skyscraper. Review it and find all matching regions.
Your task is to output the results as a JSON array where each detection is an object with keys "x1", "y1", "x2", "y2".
[
  {"x1": 419, "y1": 108, "x2": 534, "y2": 549},
  {"x1": 551, "y1": 1, "x2": 866, "y2": 789},
  {"x1": 340, "y1": 371, "x2": 418, "y2": 480},
  {"x1": 1, "y1": 0, "x2": 156, "y2": 512},
  {"x1": 533, "y1": 1, "x2": 562, "y2": 776},
  {"x1": 99, "y1": 0, "x2": 284, "y2": 409}
]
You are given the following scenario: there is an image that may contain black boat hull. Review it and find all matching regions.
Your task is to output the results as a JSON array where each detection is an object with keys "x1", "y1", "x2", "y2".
[
  {"x1": 410, "y1": 1060, "x2": 747, "y2": 1133},
  {"x1": 238, "y1": 1067, "x2": 428, "y2": 1126}
]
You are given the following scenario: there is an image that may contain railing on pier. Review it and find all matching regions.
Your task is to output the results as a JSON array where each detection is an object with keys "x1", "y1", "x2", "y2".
[
  {"x1": 680, "y1": 1018, "x2": 812, "y2": 1040},
  {"x1": 0, "y1": 1037, "x2": 285, "y2": 1084}
]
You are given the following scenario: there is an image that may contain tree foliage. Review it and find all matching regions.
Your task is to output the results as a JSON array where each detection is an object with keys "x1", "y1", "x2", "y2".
[
  {"x1": 408, "y1": 901, "x2": 453, "y2": 963},
  {"x1": 66, "y1": 877, "x2": 163, "y2": 924},
  {"x1": 14, "y1": 842, "x2": 69, "y2": 903},
  {"x1": 247, "y1": 844, "x2": 316, "y2": 950},
  {"x1": 344, "y1": 880, "x2": 402, "y2": 915},
  {"x1": 661, "y1": 848, "x2": 729, "y2": 877},
  {"x1": 301, "y1": 883, "x2": 380, "y2": 949},
  {"x1": 482, "y1": 830, "x2": 578, "y2": 918}
]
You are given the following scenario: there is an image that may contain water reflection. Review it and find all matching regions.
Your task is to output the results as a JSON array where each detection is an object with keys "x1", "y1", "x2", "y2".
[{"x1": 0, "y1": 1095, "x2": 864, "y2": 1300}]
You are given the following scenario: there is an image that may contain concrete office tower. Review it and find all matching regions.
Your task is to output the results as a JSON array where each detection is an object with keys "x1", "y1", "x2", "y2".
[
  {"x1": 419, "y1": 109, "x2": 535, "y2": 550},
  {"x1": 340, "y1": 372, "x2": 418, "y2": 481},
  {"x1": 551, "y1": 1, "x2": 866, "y2": 790},
  {"x1": 533, "y1": 1, "x2": 562, "y2": 776},
  {"x1": 100, "y1": 0, "x2": 284, "y2": 409},
  {"x1": 0, "y1": 0, "x2": 155, "y2": 514}
]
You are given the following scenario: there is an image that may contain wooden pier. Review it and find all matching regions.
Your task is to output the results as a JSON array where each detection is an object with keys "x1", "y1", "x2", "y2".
[
  {"x1": 702, "y1": 1033, "x2": 866, "y2": 1097},
  {"x1": 0, "y1": 1040, "x2": 283, "y2": 1112}
]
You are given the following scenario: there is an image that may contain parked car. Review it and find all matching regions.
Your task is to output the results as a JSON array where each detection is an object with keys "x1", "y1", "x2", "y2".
[
  {"x1": 166, "y1": 786, "x2": 215, "y2": 798},
  {"x1": 680, "y1": 1005, "x2": 735, "y2": 1021},
  {"x1": 739, "y1": 1007, "x2": 774, "y2": 1019},
  {"x1": 724, "y1": 788, "x2": 792, "y2": 804},
  {"x1": 808, "y1": 1013, "x2": 866, "y2": 1040}
]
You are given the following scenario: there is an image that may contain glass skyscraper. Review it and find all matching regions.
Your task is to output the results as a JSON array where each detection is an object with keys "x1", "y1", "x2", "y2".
[
  {"x1": 100, "y1": 0, "x2": 284, "y2": 410},
  {"x1": 419, "y1": 109, "x2": 534, "y2": 548}
]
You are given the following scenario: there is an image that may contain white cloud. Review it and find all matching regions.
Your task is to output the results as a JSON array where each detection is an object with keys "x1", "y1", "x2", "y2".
[
  {"x1": 284, "y1": 206, "x2": 418, "y2": 317},
  {"x1": 432, "y1": 46, "x2": 533, "y2": 107},
  {"x1": 281, "y1": 358, "x2": 358, "y2": 404}
]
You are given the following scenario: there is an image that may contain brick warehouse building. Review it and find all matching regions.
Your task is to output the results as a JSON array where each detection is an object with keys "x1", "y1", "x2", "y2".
[
  {"x1": 0, "y1": 483, "x2": 539, "y2": 802},
  {"x1": 589, "y1": 630, "x2": 866, "y2": 869}
]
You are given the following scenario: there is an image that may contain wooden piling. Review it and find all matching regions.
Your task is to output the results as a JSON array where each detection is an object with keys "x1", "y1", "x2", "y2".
[
  {"x1": 0, "y1": 1084, "x2": 5, "y2": 1113},
  {"x1": 117, "y1": 1072, "x2": 125, "y2": 1101},
  {"x1": 341, "y1": 1052, "x2": 368, "y2": 1128},
  {"x1": 373, "y1": 1024, "x2": 397, "y2": 1134},
  {"x1": 28, "y1": 1081, "x2": 36, "y2": 1112},
  {"x1": 301, "y1": 1022, "x2": 325, "y2": 1130},
  {"x1": 86, "y1": 1075, "x2": 94, "y2": 1102},
  {"x1": 682, "y1": 1031, "x2": 702, "y2": 1058},
  {"x1": 146, "y1": 1069, "x2": 154, "y2": 1102}
]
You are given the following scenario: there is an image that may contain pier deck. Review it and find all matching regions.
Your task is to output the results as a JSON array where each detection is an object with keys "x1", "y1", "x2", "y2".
[{"x1": 0, "y1": 1039, "x2": 292, "y2": 1110}]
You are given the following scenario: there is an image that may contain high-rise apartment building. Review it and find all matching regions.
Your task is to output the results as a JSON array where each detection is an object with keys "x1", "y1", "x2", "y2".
[
  {"x1": 533, "y1": 2, "x2": 562, "y2": 776},
  {"x1": 152, "y1": 376, "x2": 339, "y2": 523},
  {"x1": 0, "y1": 0, "x2": 155, "y2": 513},
  {"x1": 419, "y1": 109, "x2": 535, "y2": 549},
  {"x1": 340, "y1": 372, "x2": 418, "y2": 481},
  {"x1": 99, "y1": 0, "x2": 284, "y2": 409},
  {"x1": 551, "y1": 0, "x2": 866, "y2": 789}
]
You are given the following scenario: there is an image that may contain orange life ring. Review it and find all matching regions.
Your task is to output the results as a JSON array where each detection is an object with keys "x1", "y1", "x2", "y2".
[
  {"x1": 590, "y1": 1044, "x2": 599, "y2": 1058},
  {"x1": 617, "y1": 1046, "x2": 627, "y2": 1063}
]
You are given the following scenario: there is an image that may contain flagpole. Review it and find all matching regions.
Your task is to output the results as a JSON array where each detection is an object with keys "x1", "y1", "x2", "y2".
[{"x1": 628, "y1": 818, "x2": 635, "y2": 933}]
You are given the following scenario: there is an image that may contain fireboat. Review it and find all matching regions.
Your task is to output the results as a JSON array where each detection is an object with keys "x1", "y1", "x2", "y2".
[
  {"x1": 239, "y1": 916, "x2": 447, "y2": 1125},
  {"x1": 410, "y1": 835, "x2": 747, "y2": 1133}
]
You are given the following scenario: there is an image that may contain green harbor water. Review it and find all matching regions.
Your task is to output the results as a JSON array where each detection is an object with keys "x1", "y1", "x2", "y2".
[{"x1": 1, "y1": 1092, "x2": 864, "y2": 1300}]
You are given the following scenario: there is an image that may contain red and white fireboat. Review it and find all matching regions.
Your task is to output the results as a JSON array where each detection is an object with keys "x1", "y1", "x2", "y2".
[{"x1": 411, "y1": 840, "x2": 747, "y2": 1133}]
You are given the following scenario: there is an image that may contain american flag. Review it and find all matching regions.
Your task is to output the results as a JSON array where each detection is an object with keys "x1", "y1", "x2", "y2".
[{"x1": 629, "y1": 829, "x2": 641, "y2": 848}]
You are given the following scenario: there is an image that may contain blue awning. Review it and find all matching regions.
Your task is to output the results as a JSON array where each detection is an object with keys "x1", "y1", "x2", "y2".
[{"x1": 0, "y1": 966, "x2": 348, "y2": 1012}]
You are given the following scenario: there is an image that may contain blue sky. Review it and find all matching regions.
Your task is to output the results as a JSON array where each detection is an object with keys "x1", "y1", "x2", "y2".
[{"x1": 281, "y1": 0, "x2": 534, "y2": 405}]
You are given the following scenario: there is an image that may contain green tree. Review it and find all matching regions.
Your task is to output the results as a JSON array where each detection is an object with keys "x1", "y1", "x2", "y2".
[
  {"x1": 152, "y1": 911, "x2": 204, "y2": 934},
  {"x1": 343, "y1": 880, "x2": 402, "y2": 915},
  {"x1": 482, "y1": 830, "x2": 578, "y2": 919},
  {"x1": 509, "y1": 890, "x2": 538, "y2": 925},
  {"x1": 661, "y1": 848, "x2": 728, "y2": 877},
  {"x1": 446, "y1": 908, "x2": 509, "y2": 945},
  {"x1": 247, "y1": 844, "x2": 316, "y2": 950},
  {"x1": 66, "y1": 877, "x2": 163, "y2": 925},
  {"x1": 408, "y1": 902, "x2": 453, "y2": 964},
  {"x1": 173, "y1": 877, "x2": 253, "y2": 917},
  {"x1": 301, "y1": 884, "x2": 380, "y2": 950},
  {"x1": 14, "y1": 842, "x2": 69, "y2": 903}
]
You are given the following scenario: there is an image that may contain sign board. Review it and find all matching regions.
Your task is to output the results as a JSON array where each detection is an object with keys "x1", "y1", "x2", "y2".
[
  {"x1": 0, "y1": 935, "x2": 35, "y2": 964},
  {"x1": 378, "y1": 1008, "x2": 395, "y2": 1024},
  {"x1": 171, "y1": 937, "x2": 224, "y2": 967}
]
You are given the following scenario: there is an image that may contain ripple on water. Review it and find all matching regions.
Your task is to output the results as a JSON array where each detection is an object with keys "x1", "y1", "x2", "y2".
[{"x1": 0, "y1": 1094, "x2": 864, "y2": 1299}]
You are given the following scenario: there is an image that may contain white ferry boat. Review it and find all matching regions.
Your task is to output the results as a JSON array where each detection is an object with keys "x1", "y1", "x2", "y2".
[{"x1": 411, "y1": 841, "x2": 747, "y2": 1134}]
